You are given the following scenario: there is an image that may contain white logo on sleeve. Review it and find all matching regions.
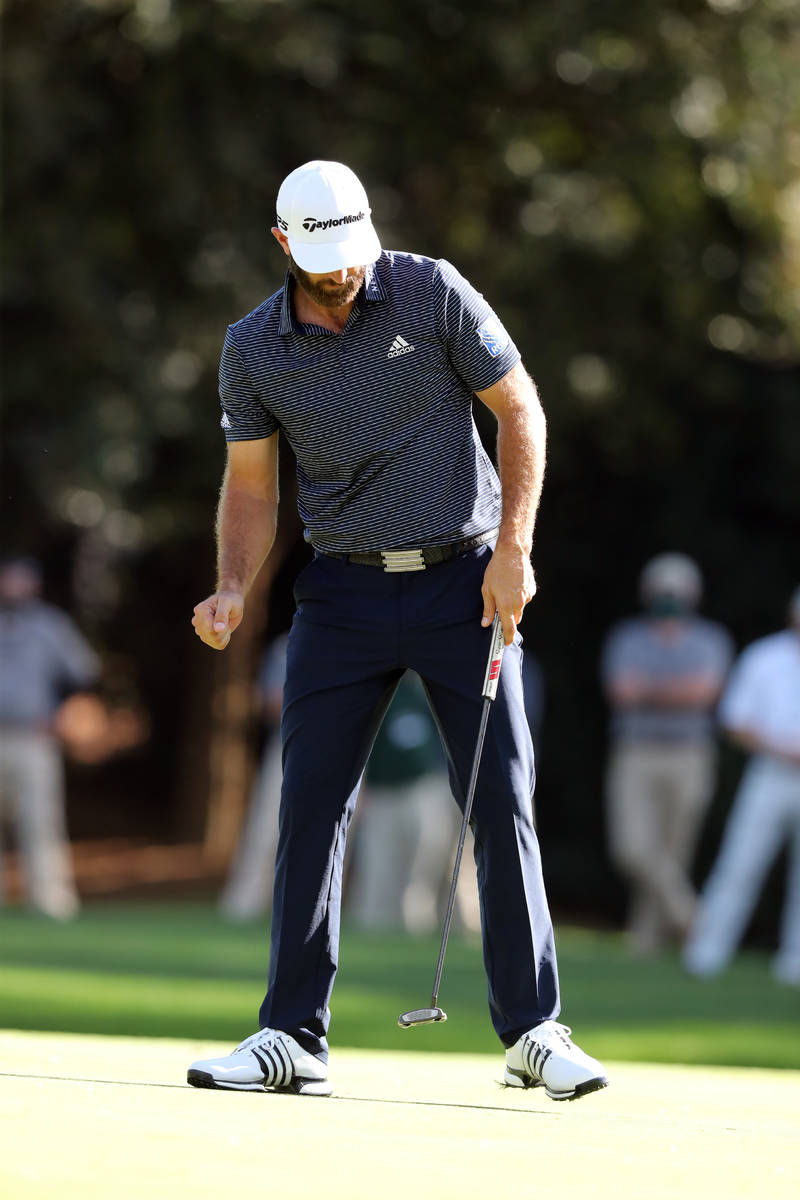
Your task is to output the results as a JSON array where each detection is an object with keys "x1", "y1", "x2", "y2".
[
  {"x1": 220, "y1": 411, "x2": 232, "y2": 430},
  {"x1": 387, "y1": 334, "x2": 415, "y2": 358},
  {"x1": 477, "y1": 317, "x2": 509, "y2": 358}
]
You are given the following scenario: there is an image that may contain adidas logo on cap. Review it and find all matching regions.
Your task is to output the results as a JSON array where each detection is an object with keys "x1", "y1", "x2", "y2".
[{"x1": 387, "y1": 334, "x2": 415, "y2": 359}]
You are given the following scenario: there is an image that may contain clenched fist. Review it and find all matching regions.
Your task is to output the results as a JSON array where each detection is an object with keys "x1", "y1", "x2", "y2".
[{"x1": 191, "y1": 590, "x2": 245, "y2": 650}]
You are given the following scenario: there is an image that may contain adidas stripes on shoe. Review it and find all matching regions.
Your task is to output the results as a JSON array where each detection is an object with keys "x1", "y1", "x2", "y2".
[
  {"x1": 187, "y1": 1028, "x2": 332, "y2": 1097},
  {"x1": 505, "y1": 1021, "x2": 608, "y2": 1101}
]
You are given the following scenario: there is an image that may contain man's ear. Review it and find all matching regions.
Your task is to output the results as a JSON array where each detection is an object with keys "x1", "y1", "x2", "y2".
[{"x1": 271, "y1": 228, "x2": 291, "y2": 256}]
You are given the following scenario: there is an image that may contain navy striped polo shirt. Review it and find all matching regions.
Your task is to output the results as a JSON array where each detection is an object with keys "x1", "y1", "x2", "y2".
[{"x1": 218, "y1": 250, "x2": 520, "y2": 553}]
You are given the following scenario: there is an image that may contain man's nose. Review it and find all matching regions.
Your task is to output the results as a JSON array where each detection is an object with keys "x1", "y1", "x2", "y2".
[{"x1": 328, "y1": 268, "x2": 348, "y2": 284}]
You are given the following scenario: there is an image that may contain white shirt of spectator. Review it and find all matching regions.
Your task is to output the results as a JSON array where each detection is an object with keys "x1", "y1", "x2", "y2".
[{"x1": 718, "y1": 631, "x2": 800, "y2": 759}]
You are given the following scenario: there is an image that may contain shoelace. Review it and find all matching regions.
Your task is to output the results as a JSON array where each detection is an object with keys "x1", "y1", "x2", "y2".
[
  {"x1": 531, "y1": 1021, "x2": 574, "y2": 1050},
  {"x1": 232, "y1": 1028, "x2": 281, "y2": 1056}
]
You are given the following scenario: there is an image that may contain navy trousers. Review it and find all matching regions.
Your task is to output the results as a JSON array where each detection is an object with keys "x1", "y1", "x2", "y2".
[{"x1": 259, "y1": 544, "x2": 560, "y2": 1059}]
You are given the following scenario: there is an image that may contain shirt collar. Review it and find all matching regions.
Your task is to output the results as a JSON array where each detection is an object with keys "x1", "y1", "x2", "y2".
[
  {"x1": 363, "y1": 259, "x2": 387, "y2": 302},
  {"x1": 278, "y1": 259, "x2": 387, "y2": 336},
  {"x1": 278, "y1": 275, "x2": 298, "y2": 336}
]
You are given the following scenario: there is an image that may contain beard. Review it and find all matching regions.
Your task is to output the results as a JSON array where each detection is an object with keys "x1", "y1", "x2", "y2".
[{"x1": 288, "y1": 256, "x2": 366, "y2": 309}]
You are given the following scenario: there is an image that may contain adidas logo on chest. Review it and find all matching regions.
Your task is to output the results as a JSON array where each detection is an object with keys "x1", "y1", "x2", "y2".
[{"x1": 387, "y1": 334, "x2": 415, "y2": 359}]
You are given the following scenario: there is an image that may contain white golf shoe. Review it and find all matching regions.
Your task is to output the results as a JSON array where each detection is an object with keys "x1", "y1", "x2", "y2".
[
  {"x1": 505, "y1": 1021, "x2": 608, "y2": 1101},
  {"x1": 187, "y1": 1028, "x2": 333, "y2": 1096}
]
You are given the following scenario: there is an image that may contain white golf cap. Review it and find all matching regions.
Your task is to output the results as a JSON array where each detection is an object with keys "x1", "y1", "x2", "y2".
[
  {"x1": 639, "y1": 553, "x2": 703, "y2": 605},
  {"x1": 275, "y1": 160, "x2": 381, "y2": 273}
]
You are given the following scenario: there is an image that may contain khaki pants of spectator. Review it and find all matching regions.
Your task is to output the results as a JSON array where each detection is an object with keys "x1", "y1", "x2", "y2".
[
  {"x1": 347, "y1": 772, "x2": 481, "y2": 935},
  {"x1": 218, "y1": 731, "x2": 283, "y2": 921},
  {"x1": 0, "y1": 729, "x2": 80, "y2": 919},
  {"x1": 220, "y1": 739, "x2": 483, "y2": 935},
  {"x1": 606, "y1": 739, "x2": 715, "y2": 954}
]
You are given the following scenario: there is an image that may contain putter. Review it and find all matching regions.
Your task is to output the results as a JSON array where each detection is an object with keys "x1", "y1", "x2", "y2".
[{"x1": 398, "y1": 613, "x2": 506, "y2": 1029}]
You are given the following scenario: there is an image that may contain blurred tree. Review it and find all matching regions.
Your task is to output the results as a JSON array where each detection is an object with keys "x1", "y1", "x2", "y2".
[{"x1": 2, "y1": 0, "x2": 798, "y2": 921}]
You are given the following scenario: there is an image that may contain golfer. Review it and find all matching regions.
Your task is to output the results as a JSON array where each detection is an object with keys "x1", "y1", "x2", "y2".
[{"x1": 189, "y1": 161, "x2": 607, "y2": 1101}]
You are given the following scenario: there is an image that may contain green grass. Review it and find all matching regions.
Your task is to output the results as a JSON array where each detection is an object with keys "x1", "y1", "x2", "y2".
[
  {"x1": 0, "y1": 901, "x2": 798, "y2": 1068},
  {"x1": 4, "y1": 1033, "x2": 798, "y2": 1200}
]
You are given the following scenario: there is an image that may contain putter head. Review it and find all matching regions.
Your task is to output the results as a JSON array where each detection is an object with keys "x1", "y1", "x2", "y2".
[{"x1": 397, "y1": 1007, "x2": 448, "y2": 1028}]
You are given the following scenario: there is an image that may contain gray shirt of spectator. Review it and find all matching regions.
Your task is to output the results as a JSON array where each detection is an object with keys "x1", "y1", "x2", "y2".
[
  {"x1": 0, "y1": 602, "x2": 99, "y2": 726},
  {"x1": 601, "y1": 616, "x2": 734, "y2": 742}
]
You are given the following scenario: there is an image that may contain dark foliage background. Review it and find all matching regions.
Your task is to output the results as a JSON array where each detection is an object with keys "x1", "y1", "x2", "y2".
[{"x1": 2, "y1": 0, "x2": 799, "y2": 929}]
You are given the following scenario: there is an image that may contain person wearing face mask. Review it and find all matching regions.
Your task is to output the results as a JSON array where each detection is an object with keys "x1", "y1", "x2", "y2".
[
  {"x1": 683, "y1": 585, "x2": 800, "y2": 985},
  {"x1": 600, "y1": 554, "x2": 734, "y2": 956},
  {"x1": 0, "y1": 556, "x2": 99, "y2": 918}
]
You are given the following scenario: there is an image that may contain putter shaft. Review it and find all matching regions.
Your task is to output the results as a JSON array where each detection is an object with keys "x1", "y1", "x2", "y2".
[
  {"x1": 430, "y1": 695, "x2": 492, "y2": 1008},
  {"x1": 398, "y1": 615, "x2": 506, "y2": 1029},
  {"x1": 431, "y1": 615, "x2": 505, "y2": 1009}
]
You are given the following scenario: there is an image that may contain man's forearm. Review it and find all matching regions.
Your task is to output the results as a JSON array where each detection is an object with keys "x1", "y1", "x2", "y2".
[
  {"x1": 494, "y1": 375, "x2": 546, "y2": 554},
  {"x1": 216, "y1": 481, "x2": 278, "y2": 595}
]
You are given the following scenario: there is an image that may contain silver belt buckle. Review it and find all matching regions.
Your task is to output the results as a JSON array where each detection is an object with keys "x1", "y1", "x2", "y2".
[{"x1": 380, "y1": 548, "x2": 426, "y2": 572}]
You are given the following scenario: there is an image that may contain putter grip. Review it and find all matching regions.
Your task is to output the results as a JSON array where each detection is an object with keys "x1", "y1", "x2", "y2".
[{"x1": 481, "y1": 615, "x2": 506, "y2": 700}]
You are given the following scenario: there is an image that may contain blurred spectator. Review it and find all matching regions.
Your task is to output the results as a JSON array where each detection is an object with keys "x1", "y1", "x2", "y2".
[
  {"x1": 349, "y1": 654, "x2": 544, "y2": 934},
  {"x1": 601, "y1": 553, "x2": 734, "y2": 955},
  {"x1": 0, "y1": 556, "x2": 99, "y2": 918},
  {"x1": 218, "y1": 632, "x2": 288, "y2": 920},
  {"x1": 348, "y1": 671, "x2": 455, "y2": 934},
  {"x1": 222, "y1": 644, "x2": 545, "y2": 932},
  {"x1": 683, "y1": 586, "x2": 800, "y2": 985}
]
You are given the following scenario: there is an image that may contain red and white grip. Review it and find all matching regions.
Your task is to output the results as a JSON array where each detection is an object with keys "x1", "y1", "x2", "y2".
[{"x1": 481, "y1": 615, "x2": 506, "y2": 700}]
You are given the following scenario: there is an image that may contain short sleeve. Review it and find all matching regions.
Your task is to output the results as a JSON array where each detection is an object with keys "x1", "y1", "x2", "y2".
[
  {"x1": 600, "y1": 624, "x2": 639, "y2": 685},
  {"x1": 219, "y1": 328, "x2": 278, "y2": 442},
  {"x1": 433, "y1": 259, "x2": 520, "y2": 391},
  {"x1": 40, "y1": 610, "x2": 100, "y2": 691},
  {"x1": 700, "y1": 626, "x2": 735, "y2": 681}
]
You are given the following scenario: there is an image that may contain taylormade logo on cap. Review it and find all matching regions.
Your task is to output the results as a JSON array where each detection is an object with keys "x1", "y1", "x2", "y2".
[
  {"x1": 275, "y1": 160, "x2": 381, "y2": 273},
  {"x1": 301, "y1": 212, "x2": 365, "y2": 233}
]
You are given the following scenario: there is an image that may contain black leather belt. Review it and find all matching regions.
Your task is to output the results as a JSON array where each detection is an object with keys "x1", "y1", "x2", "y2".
[{"x1": 315, "y1": 528, "x2": 498, "y2": 572}]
